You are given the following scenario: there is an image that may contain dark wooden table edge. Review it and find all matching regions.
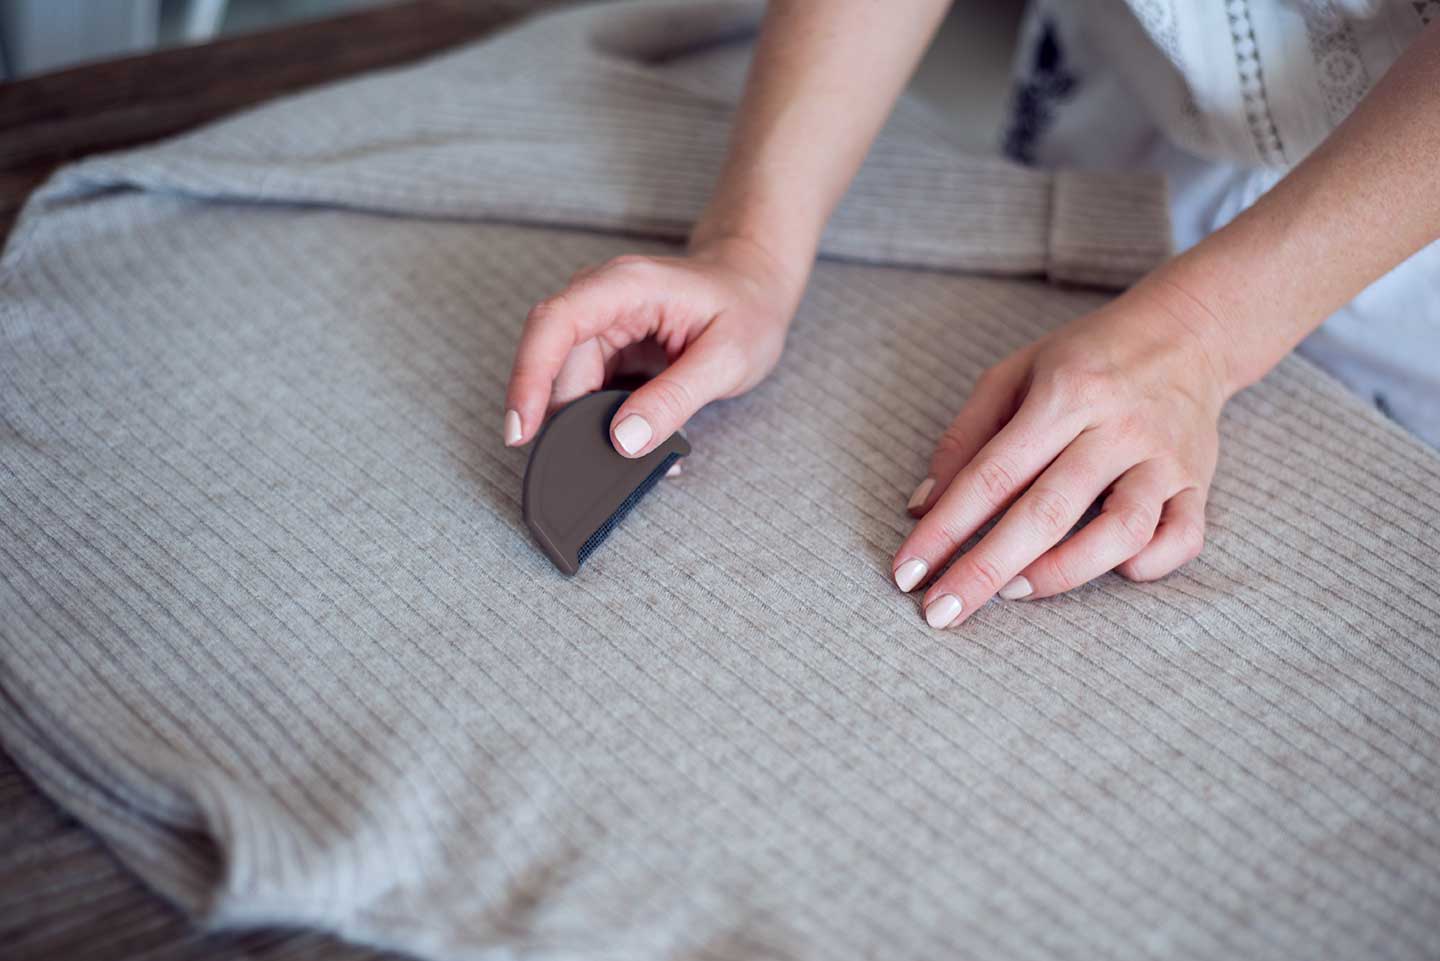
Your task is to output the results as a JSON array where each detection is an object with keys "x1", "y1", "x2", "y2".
[{"x1": 0, "y1": 0, "x2": 558, "y2": 245}]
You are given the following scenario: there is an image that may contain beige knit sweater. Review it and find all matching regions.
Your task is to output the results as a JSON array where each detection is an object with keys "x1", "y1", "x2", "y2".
[{"x1": 2, "y1": 3, "x2": 1438, "y2": 960}]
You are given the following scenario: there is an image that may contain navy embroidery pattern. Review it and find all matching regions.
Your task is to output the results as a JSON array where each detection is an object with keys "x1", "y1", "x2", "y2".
[{"x1": 1002, "y1": 21, "x2": 1078, "y2": 166}]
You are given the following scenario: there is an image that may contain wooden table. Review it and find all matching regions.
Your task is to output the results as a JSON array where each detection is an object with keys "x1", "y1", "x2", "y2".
[{"x1": 0, "y1": 0, "x2": 553, "y2": 242}]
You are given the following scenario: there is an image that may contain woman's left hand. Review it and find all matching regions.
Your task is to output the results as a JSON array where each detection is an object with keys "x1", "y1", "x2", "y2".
[{"x1": 893, "y1": 277, "x2": 1234, "y2": 628}]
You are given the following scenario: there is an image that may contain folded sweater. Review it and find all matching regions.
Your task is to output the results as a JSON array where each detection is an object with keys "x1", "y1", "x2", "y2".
[{"x1": 2, "y1": 3, "x2": 1438, "y2": 959}]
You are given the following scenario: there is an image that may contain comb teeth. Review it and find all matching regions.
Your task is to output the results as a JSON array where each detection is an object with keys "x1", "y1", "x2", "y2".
[{"x1": 576, "y1": 451, "x2": 680, "y2": 568}]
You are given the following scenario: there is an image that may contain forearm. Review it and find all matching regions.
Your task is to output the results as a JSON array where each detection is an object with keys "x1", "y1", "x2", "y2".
[
  {"x1": 690, "y1": 0, "x2": 952, "y2": 289},
  {"x1": 1155, "y1": 20, "x2": 1440, "y2": 396}
]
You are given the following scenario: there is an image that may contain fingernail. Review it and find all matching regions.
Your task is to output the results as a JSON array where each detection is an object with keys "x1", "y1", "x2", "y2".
[
  {"x1": 664, "y1": 462, "x2": 682, "y2": 478},
  {"x1": 925, "y1": 594, "x2": 964, "y2": 629},
  {"x1": 894, "y1": 558, "x2": 929, "y2": 593},
  {"x1": 999, "y1": 576, "x2": 1033, "y2": 601},
  {"x1": 504, "y1": 409, "x2": 522, "y2": 446},
  {"x1": 613, "y1": 414, "x2": 652, "y2": 455},
  {"x1": 906, "y1": 477, "x2": 935, "y2": 512}
]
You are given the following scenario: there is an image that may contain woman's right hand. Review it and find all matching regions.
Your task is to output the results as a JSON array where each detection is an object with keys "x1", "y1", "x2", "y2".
[{"x1": 504, "y1": 235, "x2": 804, "y2": 458}]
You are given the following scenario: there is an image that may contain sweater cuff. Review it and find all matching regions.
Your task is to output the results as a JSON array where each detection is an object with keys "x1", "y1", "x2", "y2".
[{"x1": 1046, "y1": 169, "x2": 1173, "y2": 288}]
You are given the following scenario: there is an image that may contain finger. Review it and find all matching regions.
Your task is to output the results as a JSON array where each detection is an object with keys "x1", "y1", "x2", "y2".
[
  {"x1": 612, "y1": 339, "x2": 670, "y2": 381},
  {"x1": 891, "y1": 401, "x2": 1079, "y2": 594},
  {"x1": 608, "y1": 324, "x2": 741, "y2": 457},
  {"x1": 917, "y1": 432, "x2": 1122, "y2": 628},
  {"x1": 906, "y1": 362, "x2": 1025, "y2": 517},
  {"x1": 505, "y1": 293, "x2": 594, "y2": 445},
  {"x1": 568, "y1": 263, "x2": 600, "y2": 286},
  {"x1": 1116, "y1": 487, "x2": 1207, "y2": 582},
  {"x1": 1000, "y1": 460, "x2": 1171, "y2": 601},
  {"x1": 505, "y1": 263, "x2": 652, "y2": 446},
  {"x1": 549, "y1": 337, "x2": 611, "y2": 412}
]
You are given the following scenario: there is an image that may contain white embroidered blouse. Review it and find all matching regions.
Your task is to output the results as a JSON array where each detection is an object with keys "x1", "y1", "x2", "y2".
[
  {"x1": 1002, "y1": 0, "x2": 1439, "y2": 447},
  {"x1": 1005, "y1": 0, "x2": 1432, "y2": 170}
]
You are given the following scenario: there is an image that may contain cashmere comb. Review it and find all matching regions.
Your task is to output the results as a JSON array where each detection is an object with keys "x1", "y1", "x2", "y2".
[{"x1": 522, "y1": 389, "x2": 690, "y2": 575}]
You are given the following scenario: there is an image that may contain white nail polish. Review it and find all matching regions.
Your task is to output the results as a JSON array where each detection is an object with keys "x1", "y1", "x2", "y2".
[
  {"x1": 504, "y1": 409, "x2": 522, "y2": 446},
  {"x1": 925, "y1": 594, "x2": 964, "y2": 629},
  {"x1": 664, "y1": 462, "x2": 682, "y2": 478},
  {"x1": 906, "y1": 477, "x2": 935, "y2": 512},
  {"x1": 613, "y1": 414, "x2": 652, "y2": 455},
  {"x1": 999, "y1": 576, "x2": 1033, "y2": 601},
  {"x1": 894, "y1": 558, "x2": 929, "y2": 593}
]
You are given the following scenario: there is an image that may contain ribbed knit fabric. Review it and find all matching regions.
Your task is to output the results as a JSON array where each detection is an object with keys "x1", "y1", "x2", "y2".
[
  {"x1": 2, "y1": 3, "x2": 1438, "y2": 960},
  {"x1": 0, "y1": 750, "x2": 399, "y2": 961},
  {"x1": 30, "y1": 1, "x2": 1169, "y2": 289}
]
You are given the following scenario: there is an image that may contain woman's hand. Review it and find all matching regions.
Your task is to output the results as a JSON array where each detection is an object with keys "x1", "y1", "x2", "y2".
[
  {"x1": 893, "y1": 278, "x2": 1234, "y2": 628},
  {"x1": 504, "y1": 236, "x2": 803, "y2": 457},
  {"x1": 892, "y1": 15, "x2": 1440, "y2": 629},
  {"x1": 503, "y1": 0, "x2": 959, "y2": 455}
]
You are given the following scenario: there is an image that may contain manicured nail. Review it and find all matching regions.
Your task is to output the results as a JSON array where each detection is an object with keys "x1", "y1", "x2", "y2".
[
  {"x1": 504, "y1": 409, "x2": 523, "y2": 446},
  {"x1": 925, "y1": 594, "x2": 964, "y2": 629},
  {"x1": 613, "y1": 414, "x2": 652, "y2": 455},
  {"x1": 894, "y1": 558, "x2": 929, "y2": 593},
  {"x1": 999, "y1": 576, "x2": 1033, "y2": 600},
  {"x1": 906, "y1": 477, "x2": 935, "y2": 512},
  {"x1": 664, "y1": 462, "x2": 682, "y2": 478}
]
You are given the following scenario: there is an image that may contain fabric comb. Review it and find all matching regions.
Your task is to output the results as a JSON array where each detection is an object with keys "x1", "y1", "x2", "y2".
[{"x1": 522, "y1": 389, "x2": 690, "y2": 575}]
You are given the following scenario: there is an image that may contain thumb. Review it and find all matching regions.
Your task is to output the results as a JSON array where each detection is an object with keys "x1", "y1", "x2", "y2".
[{"x1": 609, "y1": 331, "x2": 741, "y2": 458}]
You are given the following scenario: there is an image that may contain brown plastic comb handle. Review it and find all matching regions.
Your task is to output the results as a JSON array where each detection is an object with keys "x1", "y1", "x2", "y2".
[{"x1": 522, "y1": 390, "x2": 690, "y2": 575}]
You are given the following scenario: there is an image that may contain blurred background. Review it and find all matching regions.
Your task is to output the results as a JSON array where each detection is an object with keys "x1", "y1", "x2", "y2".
[
  {"x1": 0, "y1": 0, "x2": 394, "y2": 78},
  {"x1": 0, "y1": 0, "x2": 1023, "y2": 152}
]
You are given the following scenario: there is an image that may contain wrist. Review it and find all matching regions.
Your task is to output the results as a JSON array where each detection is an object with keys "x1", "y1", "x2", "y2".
[
  {"x1": 1149, "y1": 208, "x2": 1343, "y2": 398},
  {"x1": 1135, "y1": 219, "x2": 1321, "y2": 400},
  {"x1": 1121, "y1": 269, "x2": 1244, "y2": 408},
  {"x1": 690, "y1": 191, "x2": 819, "y2": 290},
  {"x1": 687, "y1": 230, "x2": 812, "y2": 316}
]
